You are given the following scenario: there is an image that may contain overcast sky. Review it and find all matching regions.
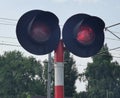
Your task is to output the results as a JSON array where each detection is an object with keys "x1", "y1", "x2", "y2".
[{"x1": 0, "y1": 0, "x2": 120, "y2": 92}]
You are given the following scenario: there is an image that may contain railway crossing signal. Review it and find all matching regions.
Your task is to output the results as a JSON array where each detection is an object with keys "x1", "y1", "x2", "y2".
[{"x1": 16, "y1": 10, "x2": 105, "y2": 98}]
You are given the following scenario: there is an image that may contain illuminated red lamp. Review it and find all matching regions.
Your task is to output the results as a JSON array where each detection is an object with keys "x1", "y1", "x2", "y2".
[
  {"x1": 76, "y1": 26, "x2": 95, "y2": 45},
  {"x1": 62, "y1": 13, "x2": 105, "y2": 57}
]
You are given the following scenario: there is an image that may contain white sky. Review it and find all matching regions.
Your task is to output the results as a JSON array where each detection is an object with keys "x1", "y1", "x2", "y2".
[{"x1": 0, "y1": 0, "x2": 120, "y2": 92}]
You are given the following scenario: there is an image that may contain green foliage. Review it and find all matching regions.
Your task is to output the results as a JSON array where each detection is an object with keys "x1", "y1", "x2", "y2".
[
  {"x1": 79, "y1": 44, "x2": 120, "y2": 98},
  {"x1": 64, "y1": 50, "x2": 78, "y2": 97},
  {"x1": 0, "y1": 51, "x2": 46, "y2": 98},
  {"x1": 74, "y1": 91, "x2": 88, "y2": 98}
]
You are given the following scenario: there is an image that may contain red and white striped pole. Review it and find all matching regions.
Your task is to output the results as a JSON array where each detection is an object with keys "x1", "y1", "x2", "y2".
[{"x1": 54, "y1": 40, "x2": 64, "y2": 98}]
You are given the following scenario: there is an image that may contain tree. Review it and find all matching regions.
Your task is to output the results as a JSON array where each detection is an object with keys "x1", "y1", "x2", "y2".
[
  {"x1": 74, "y1": 91, "x2": 88, "y2": 98},
  {"x1": 0, "y1": 51, "x2": 46, "y2": 98},
  {"x1": 64, "y1": 50, "x2": 78, "y2": 97},
  {"x1": 79, "y1": 44, "x2": 120, "y2": 98}
]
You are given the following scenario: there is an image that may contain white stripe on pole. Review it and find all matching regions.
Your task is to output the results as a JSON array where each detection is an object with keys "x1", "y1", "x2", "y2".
[{"x1": 54, "y1": 62, "x2": 64, "y2": 86}]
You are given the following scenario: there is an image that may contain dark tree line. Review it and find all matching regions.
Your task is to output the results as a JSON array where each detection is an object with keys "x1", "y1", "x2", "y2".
[
  {"x1": 0, "y1": 50, "x2": 78, "y2": 98},
  {"x1": 76, "y1": 44, "x2": 120, "y2": 98},
  {"x1": 0, "y1": 51, "x2": 46, "y2": 98},
  {"x1": 1, "y1": 44, "x2": 118, "y2": 98}
]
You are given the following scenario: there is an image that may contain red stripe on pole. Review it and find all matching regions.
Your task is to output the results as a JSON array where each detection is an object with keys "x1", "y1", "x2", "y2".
[
  {"x1": 54, "y1": 40, "x2": 64, "y2": 98},
  {"x1": 55, "y1": 86, "x2": 64, "y2": 98},
  {"x1": 54, "y1": 40, "x2": 64, "y2": 62}
]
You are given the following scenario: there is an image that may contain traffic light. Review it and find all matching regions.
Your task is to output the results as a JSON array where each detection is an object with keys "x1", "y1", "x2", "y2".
[
  {"x1": 16, "y1": 10, "x2": 60, "y2": 55},
  {"x1": 62, "y1": 14, "x2": 105, "y2": 57}
]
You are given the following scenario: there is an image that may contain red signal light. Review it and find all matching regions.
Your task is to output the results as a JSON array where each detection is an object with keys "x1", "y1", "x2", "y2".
[
  {"x1": 76, "y1": 26, "x2": 95, "y2": 45},
  {"x1": 62, "y1": 14, "x2": 105, "y2": 57}
]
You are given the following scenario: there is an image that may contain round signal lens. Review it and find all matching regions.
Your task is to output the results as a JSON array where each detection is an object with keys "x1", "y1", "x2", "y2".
[
  {"x1": 76, "y1": 26, "x2": 95, "y2": 45},
  {"x1": 29, "y1": 23, "x2": 51, "y2": 43}
]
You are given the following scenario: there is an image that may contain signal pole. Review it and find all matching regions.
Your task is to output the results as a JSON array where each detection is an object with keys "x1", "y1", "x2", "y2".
[
  {"x1": 54, "y1": 40, "x2": 64, "y2": 98},
  {"x1": 47, "y1": 53, "x2": 52, "y2": 98}
]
